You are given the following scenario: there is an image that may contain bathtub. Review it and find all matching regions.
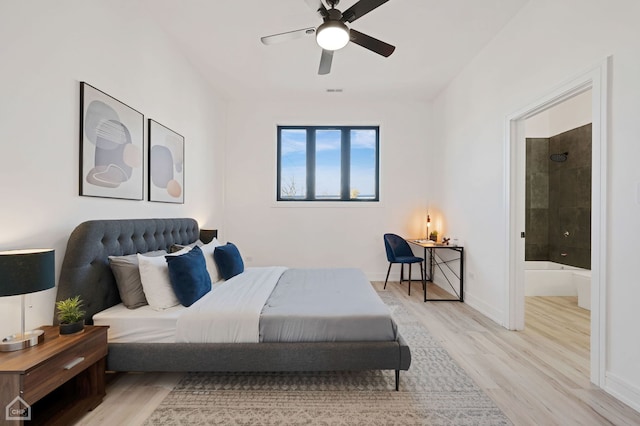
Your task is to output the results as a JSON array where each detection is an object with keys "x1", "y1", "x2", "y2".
[{"x1": 525, "y1": 261, "x2": 591, "y2": 310}]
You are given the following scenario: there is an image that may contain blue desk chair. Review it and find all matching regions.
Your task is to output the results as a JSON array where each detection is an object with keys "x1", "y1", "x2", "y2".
[{"x1": 383, "y1": 233, "x2": 424, "y2": 296}]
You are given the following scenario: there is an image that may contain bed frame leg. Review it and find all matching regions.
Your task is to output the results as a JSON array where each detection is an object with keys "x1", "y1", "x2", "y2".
[{"x1": 395, "y1": 370, "x2": 400, "y2": 391}]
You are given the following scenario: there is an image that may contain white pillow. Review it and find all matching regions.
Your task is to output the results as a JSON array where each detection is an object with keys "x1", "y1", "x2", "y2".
[
  {"x1": 137, "y1": 247, "x2": 191, "y2": 310},
  {"x1": 199, "y1": 238, "x2": 222, "y2": 283}
]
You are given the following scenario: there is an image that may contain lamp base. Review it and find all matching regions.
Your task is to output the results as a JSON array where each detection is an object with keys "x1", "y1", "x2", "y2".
[{"x1": 0, "y1": 329, "x2": 45, "y2": 352}]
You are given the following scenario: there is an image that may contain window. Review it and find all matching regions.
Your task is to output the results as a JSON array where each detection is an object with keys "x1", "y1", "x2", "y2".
[{"x1": 277, "y1": 126, "x2": 379, "y2": 202}]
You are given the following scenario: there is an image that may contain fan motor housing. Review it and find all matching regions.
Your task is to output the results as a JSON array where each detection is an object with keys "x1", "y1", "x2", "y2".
[{"x1": 327, "y1": 8, "x2": 342, "y2": 20}]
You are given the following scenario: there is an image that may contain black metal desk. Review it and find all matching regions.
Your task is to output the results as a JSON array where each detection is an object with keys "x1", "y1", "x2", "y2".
[{"x1": 408, "y1": 240, "x2": 464, "y2": 302}]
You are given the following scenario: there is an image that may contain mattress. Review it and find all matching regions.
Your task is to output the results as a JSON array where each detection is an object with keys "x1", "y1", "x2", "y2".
[{"x1": 93, "y1": 303, "x2": 186, "y2": 343}]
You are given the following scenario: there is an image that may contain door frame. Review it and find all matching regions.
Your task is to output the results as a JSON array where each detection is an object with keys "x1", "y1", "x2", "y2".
[{"x1": 503, "y1": 57, "x2": 610, "y2": 386}]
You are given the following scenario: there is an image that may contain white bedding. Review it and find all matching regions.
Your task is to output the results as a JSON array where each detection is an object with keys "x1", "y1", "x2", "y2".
[
  {"x1": 175, "y1": 266, "x2": 286, "y2": 343},
  {"x1": 94, "y1": 267, "x2": 286, "y2": 344},
  {"x1": 93, "y1": 303, "x2": 186, "y2": 343}
]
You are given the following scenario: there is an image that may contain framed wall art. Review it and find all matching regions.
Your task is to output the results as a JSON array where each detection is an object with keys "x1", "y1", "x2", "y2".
[
  {"x1": 148, "y1": 119, "x2": 184, "y2": 203},
  {"x1": 79, "y1": 82, "x2": 144, "y2": 200}
]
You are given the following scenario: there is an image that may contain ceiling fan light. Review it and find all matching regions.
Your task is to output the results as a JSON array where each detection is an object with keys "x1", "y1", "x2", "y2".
[{"x1": 316, "y1": 21, "x2": 349, "y2": 51}]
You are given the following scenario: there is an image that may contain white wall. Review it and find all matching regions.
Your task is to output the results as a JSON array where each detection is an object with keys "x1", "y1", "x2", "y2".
[
  {"x1": 223, "y1": 99, "x2": 430, "y2": 280},
  {"x1": 431, "y1": 0, "x2": 640, "y2": 410},
  {"x1": 526, "y1": 89, "x2": 592, "y2": 137},
  {"x1": 0, "y1": 1, "x2": 226, "y2": 338}
]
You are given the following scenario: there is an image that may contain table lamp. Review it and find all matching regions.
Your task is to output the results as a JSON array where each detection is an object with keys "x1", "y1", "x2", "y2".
[
  {"x1": 426, "y1": 214, "x2": 431, "y2": 240},
  {"x1": 0, "y1": 249, "x2": 55, "y2": 352}
]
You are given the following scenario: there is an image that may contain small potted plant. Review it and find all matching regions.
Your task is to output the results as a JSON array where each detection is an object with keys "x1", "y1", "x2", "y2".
[
  {"x1": 429, "y1": 230, "x2": 438, "y2": 242},
  {"x1": 56, "y1": 296, "x2": 85, "y2": 335}
]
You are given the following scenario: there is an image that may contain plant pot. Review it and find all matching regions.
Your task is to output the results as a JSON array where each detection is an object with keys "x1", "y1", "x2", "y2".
[{"x1": 59, "y1": 320, "x2": 84, "y2": 335}]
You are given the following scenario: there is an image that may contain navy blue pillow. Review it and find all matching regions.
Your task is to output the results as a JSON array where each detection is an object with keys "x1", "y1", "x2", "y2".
[
  {"x1": 213, "y1": 242, "x2": 244, "y2": 280},
  {"x1": 165, "y1": 246, "x2": 212, "y2": 307}
]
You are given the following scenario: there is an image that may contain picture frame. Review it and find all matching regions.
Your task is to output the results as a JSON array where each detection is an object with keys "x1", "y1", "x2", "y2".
[
  {"x1": 79, "y1": 82, "x2": 144, "y2": 200},
  {"x1": 148, "y1": 119, "x2": 184, "y2": 203}
]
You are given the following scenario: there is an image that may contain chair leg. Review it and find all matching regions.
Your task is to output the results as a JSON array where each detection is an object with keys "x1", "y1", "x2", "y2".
[
  {"x1": 384, "y1": 263, "x2": 392, "y2": 289},
  {"x1": 408, "y1": 263, "x2": 412, "y2": 296},
  {"x1": 400, "y1": 264, "x2": 404, "y2": 282}
]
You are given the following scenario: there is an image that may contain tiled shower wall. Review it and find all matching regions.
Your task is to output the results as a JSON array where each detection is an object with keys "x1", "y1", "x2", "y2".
[
  {"x1": 525, "y1": 123, "x2": 592, "y2": 269},
  {"x1": 525, "y1": 137, "x2": 550, "y2": 261}
]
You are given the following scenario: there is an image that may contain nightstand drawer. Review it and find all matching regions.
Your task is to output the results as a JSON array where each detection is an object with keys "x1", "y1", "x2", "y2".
[{"x1": 23, "y1": 331, "x2": 107, "y2": 404}]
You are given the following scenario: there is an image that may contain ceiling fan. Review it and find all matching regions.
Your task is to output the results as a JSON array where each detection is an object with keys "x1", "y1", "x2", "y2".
[{"x1": 260, "y1": 0, "x2": 395, "y2": 75}]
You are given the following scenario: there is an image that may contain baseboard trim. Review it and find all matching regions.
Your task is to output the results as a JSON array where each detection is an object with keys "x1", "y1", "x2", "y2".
[
  {"x1": 463, "y1": 292, "x2": 505, "y2": 327},
  {"x1": 605, "y1": 372, "x2": 640, "y2": 413}
]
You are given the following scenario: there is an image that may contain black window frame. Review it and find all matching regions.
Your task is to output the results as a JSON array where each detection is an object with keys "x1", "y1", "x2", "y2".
[{"x1": 277, "y1": 125, "x2": 380, "y2": 202}]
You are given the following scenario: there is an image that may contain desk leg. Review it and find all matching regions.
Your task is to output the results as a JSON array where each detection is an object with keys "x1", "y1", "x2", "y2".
[
  {"x1": 423, "y1": 247, "x2": 427, "y2": 302},
  {"x1": 459, "y1": 248, "x2": 464, "y2": 302},
  {"x1": 422, "y1": 247, "x2": 435, "y2": 302}
]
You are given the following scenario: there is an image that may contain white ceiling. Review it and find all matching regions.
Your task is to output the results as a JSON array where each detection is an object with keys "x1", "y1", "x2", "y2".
[{"x1": 138, "y1": 0, "x2": 529, "y2": 101}]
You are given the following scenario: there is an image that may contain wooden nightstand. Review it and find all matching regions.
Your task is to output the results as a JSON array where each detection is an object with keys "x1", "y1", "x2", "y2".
[{"x1": 0, "y1": 325, "x2": 108, "y2": 426}]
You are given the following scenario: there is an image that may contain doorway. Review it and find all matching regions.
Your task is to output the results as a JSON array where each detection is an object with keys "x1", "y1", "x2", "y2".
[{"x1": 504, "y1": 58, "x2": 609, "y2": 386}]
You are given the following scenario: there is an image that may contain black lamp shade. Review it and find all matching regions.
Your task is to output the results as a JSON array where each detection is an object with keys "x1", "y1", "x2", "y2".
[
  {"x1": 0, "y1": 249, "x2": 55, "y2": 297},
  {"x1": 199, "y1": 229, "x2": 218, "y2": 244}
]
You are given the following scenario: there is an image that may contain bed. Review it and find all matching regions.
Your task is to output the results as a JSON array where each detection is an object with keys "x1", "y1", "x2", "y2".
[{"x1": 54, "y1": 218, "x2": 411, "y2": 390}]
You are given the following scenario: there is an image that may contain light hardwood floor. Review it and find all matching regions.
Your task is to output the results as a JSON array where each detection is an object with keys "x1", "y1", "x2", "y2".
[{"x1": 78, "y1": 281, "x2": 640, "y2": 425}]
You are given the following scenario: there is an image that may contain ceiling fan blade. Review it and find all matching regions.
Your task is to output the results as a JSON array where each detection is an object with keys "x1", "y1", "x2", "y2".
[
  {"x1": 342, "y1": 0, "x2": 389, "y2": 23},
  {"x1": 304, "y1": 0, "x2": 329, "y2": 19},
  {"x1": 318, "y1": 49, "x2": 334, "y2": 75},
  {"x1": 261, "y1": 27, "x2": 316, "y2": 45},
  {"x1": 349, "y1": 29, "x2": 395, "y2": 57}
]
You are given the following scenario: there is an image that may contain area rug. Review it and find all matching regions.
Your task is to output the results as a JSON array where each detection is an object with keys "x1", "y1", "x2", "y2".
[{"x1": 144, "y1": 292, "x2": 511, "y2": 425}]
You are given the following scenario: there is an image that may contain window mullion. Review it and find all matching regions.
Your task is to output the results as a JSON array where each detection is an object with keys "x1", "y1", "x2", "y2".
[
  {"x1": 307, "y1": 129, "x2": 316, "y2": 200},
  {"x1": 276, "y1": 129, "x2": 283, "y2": 199},
  {"x1": 375, "y1": 130, "x2": 380, "y2": 202},
  {"x1": 341, "y1": 128, "x2": 350, "y2": 200}
]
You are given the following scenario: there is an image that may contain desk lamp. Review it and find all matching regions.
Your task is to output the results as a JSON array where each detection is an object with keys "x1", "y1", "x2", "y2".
[{"x1": 0, "y1": 249, "x2": 55, "y2": 351}]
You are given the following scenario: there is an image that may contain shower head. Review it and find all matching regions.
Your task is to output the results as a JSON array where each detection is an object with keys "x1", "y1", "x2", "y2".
[{"x1": 550, "y1": 152, "x2": 569, "y2": 162}]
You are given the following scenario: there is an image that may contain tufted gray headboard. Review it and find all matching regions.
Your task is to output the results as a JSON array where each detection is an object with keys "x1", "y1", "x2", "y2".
[{"x1": 55, "y1": 218, "x2": 201, "y2": 324}]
